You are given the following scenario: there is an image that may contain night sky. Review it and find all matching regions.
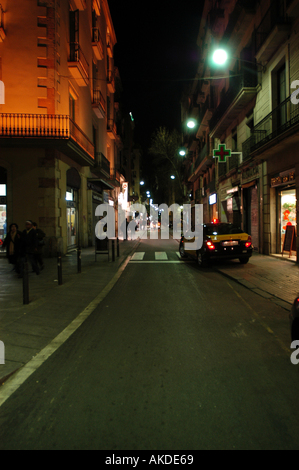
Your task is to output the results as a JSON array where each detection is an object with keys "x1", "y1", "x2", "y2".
[{"x1": 109, "y1": 1, "x2": 203, "y2": 154}]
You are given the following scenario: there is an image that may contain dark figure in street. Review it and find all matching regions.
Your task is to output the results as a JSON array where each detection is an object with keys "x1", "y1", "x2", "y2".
[
  {"x1": 19, "y1": 220, "x2": 40, "y2": 276},
  {"x1": 32, "y1": 222, "x2": 45, "y2": 271},
  {"x1": 2, "y1": 223, "x2": 22, "y2": 273}
]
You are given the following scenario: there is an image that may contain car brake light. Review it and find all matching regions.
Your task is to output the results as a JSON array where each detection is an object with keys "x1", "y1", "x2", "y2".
[
  {"x1": 294, "y1": 298, "x2": 299, "y2": 309},
  {"x1": 212, "y1": 218, "x2": 219, "y2": 224},
  {"x1": 245, "y1": 236, "x2": 252, "y2": 248},
  {"x1": 206, "y1": 241, "x2": 215, "y2": 250}
]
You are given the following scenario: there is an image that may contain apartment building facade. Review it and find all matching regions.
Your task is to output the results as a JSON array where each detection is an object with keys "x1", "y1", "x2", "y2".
[
  {"x1": 182, "y1": 0, "x2": 299, "y2": 260},
  {"x1": 0, "y1": 0, "x2": 127, "y2": 254}
]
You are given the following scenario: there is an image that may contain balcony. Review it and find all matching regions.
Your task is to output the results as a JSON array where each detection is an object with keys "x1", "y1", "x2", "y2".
[
  {"x1": 254, "y1": 0, "x2": 290, "y2": 63},
  {"x1": 0, "y1": 4, "x2": 5, "y2": 42},
  {"x1": 188, "y1": 144, "x2": 213, "y2": 182},
  {"x1": 0, "y1": 113, "x2": 95, "y2": 166},
  {"x1": 209, "y1": 63, "x2": 258, "y2": 138},
  {"x1": 92, "y1": 28, "x2": 104, "y2": 60},
  {"x1": 110, "y1": 168, "x2": 121, "y2": 187},
  {"x1": 221, "y1": 0, "x2": 256, "y2": 50},
  {"x1": 107, "y1": 69, "x2": 115, "y2": 93},
  {"x1": 242, "y1": 96, "x2": 299, "y2": 161},
  {"x1": 209, "y1": 7, "x2": 225, "y2": 38},
  {"x1": 93, "y1": 152, "x2": 110, "y2": 179},
  {"x1": 73, "y1": 0, "x2": 86, "y2": 10},
  {"x1": 93, "y1": 0, "x2": 101, "y2": 16},
  {"x1": 107, "y1": 119, "x2": 117, "y2": 140},
  {"x1": 196, "y1": 98, "x2": 214, "y2": 138},
  {"x1": 68, "y1": 43, "x2": 89, "y2": 86},
  {"x1": 92, "y1": 89, "x2": 106, "y2": 119}
]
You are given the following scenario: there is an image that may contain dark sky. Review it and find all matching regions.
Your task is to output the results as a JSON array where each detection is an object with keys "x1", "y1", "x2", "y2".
[{"x1": 109, "y1": 1, "x2": 202, "y2": 153}]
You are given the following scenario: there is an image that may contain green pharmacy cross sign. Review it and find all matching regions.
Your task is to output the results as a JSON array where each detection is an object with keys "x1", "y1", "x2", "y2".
[{"x1": 213, "y1": 144, "x2": 231, "y2": 163}]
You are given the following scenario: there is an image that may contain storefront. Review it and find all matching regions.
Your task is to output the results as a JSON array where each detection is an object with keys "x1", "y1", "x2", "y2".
[
  {"x1": 219, "y1": 181, "x2": 241, "y2": 226},
  {"x1": 271, "y1": 169, "x2": 296, "y2": 255},
  {"x1": 66, "y1": 168, "x2": 81, "y2": 251}
]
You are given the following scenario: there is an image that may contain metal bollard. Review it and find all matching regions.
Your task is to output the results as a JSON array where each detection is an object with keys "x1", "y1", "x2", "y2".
[
  {"x1": 112, "y1": 239, "x2": 115, "y2": 262},
  {"x1": 57, "y1": 252, "x2": 62, "y2": 285},
  {"x1": 77, "y1": 245, "x2": 81, "y2": 273},
  {"x1": 23, "y1": 259, "x2": 29, "y2": 305},
  {"x1": 117, "y1": 237, "x2": 120, "y2": 257}
]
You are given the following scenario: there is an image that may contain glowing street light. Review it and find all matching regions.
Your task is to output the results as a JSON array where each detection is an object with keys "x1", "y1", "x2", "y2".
[
  {"x1": 170, "y1": 175, "x2": 175, "y2": 180},
  {"x1": 212, "y1": 48, "x2": 228, "y2": 66},
  {"x1": 140, "y1": 181, "x2": 145, "y2": 186},
  {"x1": 179, "y1": 149, "x2": 187, "y2": 157},
  {"x1": 186, "y1": 119, "x2": 197, "y2": 129}
]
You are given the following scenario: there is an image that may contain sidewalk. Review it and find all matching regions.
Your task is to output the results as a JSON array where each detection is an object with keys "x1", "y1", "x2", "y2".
[
  {"x1": 0, "y1": 238, "x2": 140, "y2": 385},
  {"x1": 171, "y1": 234, "x2": 299, "y2": 310},
  {"x1": 215, "y1": 252, "x2": 299, "y2": 310}
]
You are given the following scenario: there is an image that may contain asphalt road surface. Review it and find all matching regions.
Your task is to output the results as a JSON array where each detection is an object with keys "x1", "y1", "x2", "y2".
[{"x1": 0, "y1": 235, "x2": 299, "y2": 450}]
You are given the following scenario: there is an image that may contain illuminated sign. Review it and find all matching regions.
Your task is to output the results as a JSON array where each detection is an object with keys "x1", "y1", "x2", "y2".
[
  {"x1": 271, "y1": 171, "x2": 295, "y2": 187},
  {"x1": 209, "y1": 193, "x2": 217, "y2": 205}
]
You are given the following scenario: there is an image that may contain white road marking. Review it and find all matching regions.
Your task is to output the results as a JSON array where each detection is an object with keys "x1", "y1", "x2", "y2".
[
  {"x1": 0, "y1": 250, "x2": 135, "y2": 408},
  {"x1": 131, "y1": 252, "x2": 145, "y2": 261},
  {"x1": 155, "y1": 252, "x2": 168, "y2": 260}
]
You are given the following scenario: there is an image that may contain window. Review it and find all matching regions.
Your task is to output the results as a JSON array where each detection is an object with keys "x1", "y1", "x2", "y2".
[{"x1": 69, "y1": 93, "x2": 76, "y2": 121}]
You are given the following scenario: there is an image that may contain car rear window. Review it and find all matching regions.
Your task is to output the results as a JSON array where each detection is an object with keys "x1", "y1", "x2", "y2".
[{"x1": 205, "y1": 224, "x2": 244, "y2": 236}]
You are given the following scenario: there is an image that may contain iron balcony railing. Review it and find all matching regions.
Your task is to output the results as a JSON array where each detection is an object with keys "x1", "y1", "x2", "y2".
[
  {"x1": 0, "y1": 113, "x2": 94, "y2": 159},
  {"x1": 96, "y1": 152, "x2": 110, "y2": 175},
  {"x1": 69, "y1": 42, "x2": 89, "y2": 77},
  {"x1": 254, "y1": 0, "x2": 287, "y2": 55},
  {"x1": 242, "y1": 96, "x2": 299, "y2": 161},
  {"x1": 93, "y1": 89, "x2": 106, "y2": 113},
  {"x1": 209, "y1": 63, "x2": 258, "y2": 132},
  {"x1": 107, "y1": 118, "x2": 117, "y2": 135}
]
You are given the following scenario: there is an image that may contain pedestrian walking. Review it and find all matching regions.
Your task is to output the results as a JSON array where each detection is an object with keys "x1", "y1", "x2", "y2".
[
  {"x1": 32, "y1": 222, "x2": 45, "y2": 270},
  {"x1": 1, "y1": 223, "x2": 22, "y2": 273},
  {"x1": 19, "y1": 220, "x2": 40, "y2": 277}
]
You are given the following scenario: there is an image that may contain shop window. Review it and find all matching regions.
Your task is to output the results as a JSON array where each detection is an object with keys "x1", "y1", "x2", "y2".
[{"x1": 280, "y1": 188, "x2": 296, "y2": 252}]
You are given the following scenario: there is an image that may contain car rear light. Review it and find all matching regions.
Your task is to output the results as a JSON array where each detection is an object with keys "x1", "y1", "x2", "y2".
[
  {"x1": 245, "y1": 236, "x2": 252, "y2": 248},
  {"x1": 212, "y1": 218, "x2": 219, "y2": 224},
  {"x1": 206, "y1": 241, "x2": 215, "y2": 250},
  {"x1": 294, "y1": 298, "x2": 299, "y2": 309}
]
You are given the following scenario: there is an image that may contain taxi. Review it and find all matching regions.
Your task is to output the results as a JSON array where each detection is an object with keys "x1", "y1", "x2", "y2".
[{"x1": 179, "y1": 220, "x2": 253, "y2": 267}]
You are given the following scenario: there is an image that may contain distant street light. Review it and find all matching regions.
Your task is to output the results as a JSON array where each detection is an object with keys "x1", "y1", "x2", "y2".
[
  {"x1": 140, "y1": 181, "x2": 145, "y2": 186},
  {"x1": 179, "y1": 149, "x2": 187, "y2": 156},
  {"x1": 170, "y1": 175, "x2": 175, "y2": 180},
  {"x1": 186, "y1": 119, "x2": 197, "y2": 129}
]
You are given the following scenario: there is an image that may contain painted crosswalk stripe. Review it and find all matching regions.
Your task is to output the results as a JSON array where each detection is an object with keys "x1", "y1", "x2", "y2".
[
  {"x1": 155, "y1": 252, "x2": 168, "y2": 260},
  {"x1": 131, "y1": 252, "x2": 145, "y2": 261}
]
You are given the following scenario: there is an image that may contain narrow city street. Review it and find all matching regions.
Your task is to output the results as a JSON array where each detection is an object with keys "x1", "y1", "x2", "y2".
[{"x1": 0, "y1": 235, "x2": 298, "y2": 450}]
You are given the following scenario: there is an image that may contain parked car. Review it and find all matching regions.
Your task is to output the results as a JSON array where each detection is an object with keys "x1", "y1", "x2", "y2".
[{"x1": 179, "y1": 222, "x2": 253, "y2": 267}]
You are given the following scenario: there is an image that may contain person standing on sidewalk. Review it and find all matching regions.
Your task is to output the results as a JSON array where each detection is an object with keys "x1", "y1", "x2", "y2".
[
  {"x1": 1, "y1": 223, "x2": 22, "y2": 273},
  {"x1": 19, "y1": 220, "x2": 40, "y2": 277},
  {"x1": 32, "y1": 222, "x2": 45, "y2": 271}
]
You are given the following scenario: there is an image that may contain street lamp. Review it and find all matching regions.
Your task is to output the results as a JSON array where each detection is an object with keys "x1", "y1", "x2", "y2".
[
  {"x1": 212, "y1": 48, "x2": 228, "y2": 66},
  {"x1": 186, "y1": 118, "x2": 197, "y2": 129},
  {"x1": 212, "y1": 47, "x2": 265, "y2": 72},
  {"x1": 140, "y1": 181, "x2": 145, "y2": 186},
  {"x1": 170, "y1": 175, "x2": 175, "y2": 180},
  {"x1": 179, "y1": 148, "x2": 187, "y2": 157}
]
